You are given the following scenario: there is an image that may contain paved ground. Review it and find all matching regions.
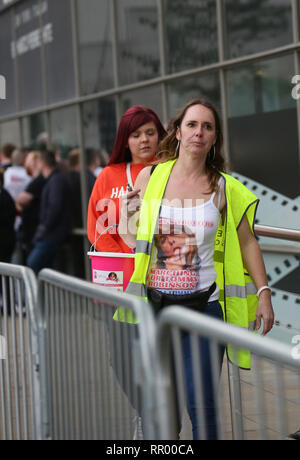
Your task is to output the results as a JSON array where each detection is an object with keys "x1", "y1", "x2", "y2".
[{"x1": 180, "y1": 357, "x2": 300, "y2": 440}]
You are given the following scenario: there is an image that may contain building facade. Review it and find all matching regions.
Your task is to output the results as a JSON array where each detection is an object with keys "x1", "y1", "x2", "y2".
[{"x1": 0, "y1": 0, "x2": 299, "y2": 340}]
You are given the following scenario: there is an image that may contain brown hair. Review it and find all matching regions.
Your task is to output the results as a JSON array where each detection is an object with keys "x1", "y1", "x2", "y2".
[
  {"x1": 1, "y1": 143, "x2": 16, "y2": 160},
  {"x1": 40, "y1": 150, "x2": 57, "y2": 169},
  {"x1": 68, "y1": 148, "x2": 80, "y2": 168},
  {"x1": 157, "y1": 98, "x2": 227, "y2": 192}
]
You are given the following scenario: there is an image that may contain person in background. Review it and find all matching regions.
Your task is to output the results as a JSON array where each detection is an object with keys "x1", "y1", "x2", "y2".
[
  {"x1": 87, "y1": 105, "x2": 167, "y2": 253},
  {"x1": 4, "y1": 148, "x2": 32, "y2": 264},
  {"x1": 0, "y1": 143, "x2": 15, "y2": 171},
  {"x1": 36, "y1": 132, "x2": 69, "y2": 174},
  {"x1": 26, "y1": 150, "x2": 71, "y2": 274},
  {"x1": 0, "y1": 168, "x2": 16, "y2": 263},
  {"x1": 86, "y1": 147, "x2": 101, "y2": 190},
  {"x1": 0, "y1": 168, "x2": 16, "y2": 312},
  {"x1": 16, "y1": 151, "x2": 46, "y2": 264},
  {"x1": 67, "y1": 147, "x2": 99, "y2": 278},
  {"x1": 94, "y1": 148, "x2": 109, "y2": 177},
  {"x1": 4, "y1": 148, "x2": 31, "y2": 202},
  {"x1": 67, "y1": 148, "x2": 83, "y2": 230},
  {"x1": 68, "y1": 147, "x2": 100, "y2": 206}
]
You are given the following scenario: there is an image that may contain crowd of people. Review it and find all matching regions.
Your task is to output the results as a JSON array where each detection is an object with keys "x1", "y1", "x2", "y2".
[{"x1": 0, "y1": 139, "x2": 105, "y2": 278}]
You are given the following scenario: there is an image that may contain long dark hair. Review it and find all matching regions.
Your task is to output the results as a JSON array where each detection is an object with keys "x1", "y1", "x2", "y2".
[
  {"x1": 158, "y1": 98, "x2": 226, "y2": 192},
  {"x1": 108, "y1": 105, "x2": 167, "y2": 165}
]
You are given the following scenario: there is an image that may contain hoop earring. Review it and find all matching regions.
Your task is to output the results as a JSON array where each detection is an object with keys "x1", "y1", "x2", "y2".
[{"x1": 209, "y1": 145, "x2": 216, "y2": 163}]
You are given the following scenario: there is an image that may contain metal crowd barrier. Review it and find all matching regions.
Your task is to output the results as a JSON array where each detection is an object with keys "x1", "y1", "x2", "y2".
[
  {"x1": 37, "y1": 269, "x2": 157, "y2": 440},
  {"x1": 155, "y1": 306, "x2": 300, "y2": 440},
  {"x1": 1, "y1": 262, "x2": 300, "y2": 441},
  {"x1": 0, "y1": 262, "x2": 40, "y2": 440}
]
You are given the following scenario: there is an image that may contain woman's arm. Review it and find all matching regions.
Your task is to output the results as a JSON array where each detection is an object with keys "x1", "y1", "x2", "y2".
[
  {"x1": 237, "y1": 215, "x2": 274, "y2": 335},
  {"x1": 118, "y1": 166, "x2": 152, "y2": 249}
]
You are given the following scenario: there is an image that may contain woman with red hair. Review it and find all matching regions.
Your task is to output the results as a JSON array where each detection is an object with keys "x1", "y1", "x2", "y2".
[{"x1": 87, "y1": 105, "x2": 166, "y2": 253}]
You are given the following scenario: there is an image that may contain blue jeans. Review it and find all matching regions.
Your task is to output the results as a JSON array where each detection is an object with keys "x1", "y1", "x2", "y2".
[
  {"x1": 181, "y1": 300, "x2": 225, "y2": 440},
  {"x1": 26, "y1": 241, "x2": 59, "y2": 275}
]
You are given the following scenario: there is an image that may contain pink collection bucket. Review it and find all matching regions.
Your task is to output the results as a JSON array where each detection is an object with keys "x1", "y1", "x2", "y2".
[{"x1": 88, "y1": 252, "x2": 135, "y2": 292}]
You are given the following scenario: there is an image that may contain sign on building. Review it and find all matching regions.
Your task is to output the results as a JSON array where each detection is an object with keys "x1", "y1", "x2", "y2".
[{"x1": 0, "y1": 74, "x2": 6, "y2": 99}]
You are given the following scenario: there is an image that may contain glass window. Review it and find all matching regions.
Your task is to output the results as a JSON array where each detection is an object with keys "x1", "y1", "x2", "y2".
[
  {"x1": 43, "y1": 0, "x2": 76, "y2": 103},
  {"x1": 116, "y1": 0, "x2": 160, "y2": 86},
  {"x1": 227, "y1": 55, "x2": 296, "y2": 117},
  {"x1": 82, "y1": 97, "x2": 117, "y2": 162},
  {"x1": 50, "y1": 106, "x2": 86, "y2": 279},
  {"x1": 50, "y1": 106, "x2": 78, "y2": 159},
  {"x1": 224, "y1": 0, "x2": 293, "y2": 59},
  {"x1": 164, "y1": 0, "x2": 218, "y2": 74},
  {"x1": 120, "y1": 85, "x2": 164, "y2": 123},
  {"x1": 0, "y1": 9, "x2": 17, "y2": 116},
  {"x1": 22, "y1": 113, "x2": 46, "y2": 149},
  {"x1": 13, "y1": 0, "x2": 44, "y2": 110},
  {"x1": 0, "y1": 119, "x2": 21, "y2": 146},
  {"x1": 77, "y1": 0, "x2": 114, "y2": 95},
  {"x1": 227, "y1": 54, "x2": 299, "y2": 199},
  {"x1": 298, "y1": 0, "x2": 300, "y2": 36},
  {"x1": 167, "y1": 72, "x2": 221, "y2": 119}
]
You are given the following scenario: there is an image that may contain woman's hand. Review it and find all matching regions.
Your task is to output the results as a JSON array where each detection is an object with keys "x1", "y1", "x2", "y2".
[
  {"x1": 118, "y1": 189, "x2": 141, "y2": 248},
  {"x1": 256, "y1": 290, "x2": 274, "y2": 336},
  {"x1": 121, "y1": 189, "x2": 141, "y2": 217}
]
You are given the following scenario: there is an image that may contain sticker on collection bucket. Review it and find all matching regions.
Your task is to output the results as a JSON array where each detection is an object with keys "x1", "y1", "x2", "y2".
[{"x1": 93, "y1": 269, "x2": 123, "y2": 291}]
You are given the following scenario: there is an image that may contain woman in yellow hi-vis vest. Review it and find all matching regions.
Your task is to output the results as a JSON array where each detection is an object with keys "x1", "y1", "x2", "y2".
[{"x1": 118, "y1": 98, "x2": 274, "y2": 440}]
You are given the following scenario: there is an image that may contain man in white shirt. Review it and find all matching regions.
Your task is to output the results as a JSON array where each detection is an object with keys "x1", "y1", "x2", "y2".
[{"x1": 4, "y1": 148, "x2": 31, "y2": 202}]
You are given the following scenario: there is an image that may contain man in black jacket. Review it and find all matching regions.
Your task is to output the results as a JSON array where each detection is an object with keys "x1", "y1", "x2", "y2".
[
  {"x1": 0, "y1": 168, "x2": 16, "y2": 312},
  {"x1": 26, "y1": 151, "x2": 71, "y2": 274},
  {"x1": 0, "y1": 168, "x2": 16, "y2": 262},
  {"x1": 16, "y1": 151, "x2": 46, "y2": 263}
]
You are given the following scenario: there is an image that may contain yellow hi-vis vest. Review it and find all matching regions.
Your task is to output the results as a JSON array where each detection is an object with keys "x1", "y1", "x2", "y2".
[{"x1": 115, "y1": 160, "x2": 260, "y2": 369}]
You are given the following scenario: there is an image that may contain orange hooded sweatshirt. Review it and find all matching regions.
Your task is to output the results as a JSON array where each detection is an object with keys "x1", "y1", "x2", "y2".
[{"x1": 87, "y1": 162, "x2": 145, "y2": 253}]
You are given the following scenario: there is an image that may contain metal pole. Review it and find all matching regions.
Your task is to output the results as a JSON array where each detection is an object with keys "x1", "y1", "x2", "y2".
[
  {"x1": 291, "y1": 0, "x2": 300, "y2": 175},
  {"x1": 217, "y1": 0, "x2": 231, "y2": 166},
  {"x1": 227, "y1": 360, "x2": 244, "y2": 440},
  {"x1": 157, "y1": 0, "x2": 168, "y2": 124},
  {"x1": 255, "y1": 224, "x2": 300, "y2": 242},
  {"x1": 70, "y1": 0, "x2": 90, "y2": 280}
]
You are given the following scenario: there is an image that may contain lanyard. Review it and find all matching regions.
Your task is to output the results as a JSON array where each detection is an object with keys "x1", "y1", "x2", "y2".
[{"x1": 126, "y1": 163, "x2": 134, "y2": 190}]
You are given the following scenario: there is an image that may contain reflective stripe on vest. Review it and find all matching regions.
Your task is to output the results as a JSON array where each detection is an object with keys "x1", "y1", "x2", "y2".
[
  {"x1": 136, "y1": 240, "x2": 153, "y2": 256},
  {"x1": 225, "y1": 282, "x2": 257, "y2": 299},
  {"x1": 126, "y1": 281, "x2": 147, "y2": 298}
]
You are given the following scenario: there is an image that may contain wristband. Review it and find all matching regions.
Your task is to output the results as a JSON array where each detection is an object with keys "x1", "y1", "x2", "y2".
[{"x1": 256, "y1": 285, "x2": 272, "y2": 298}]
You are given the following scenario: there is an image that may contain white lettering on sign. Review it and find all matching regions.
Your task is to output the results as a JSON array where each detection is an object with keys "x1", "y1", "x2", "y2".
[
  {"x1": 11, "y1": 23, "x2": 53, "y2": 59},
  {"x1": 0, "y1": 75, "x2": 6, "y2": 100},
  {"x1": 14, "y1": 0, "x2": 48, "y2": 29}
]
